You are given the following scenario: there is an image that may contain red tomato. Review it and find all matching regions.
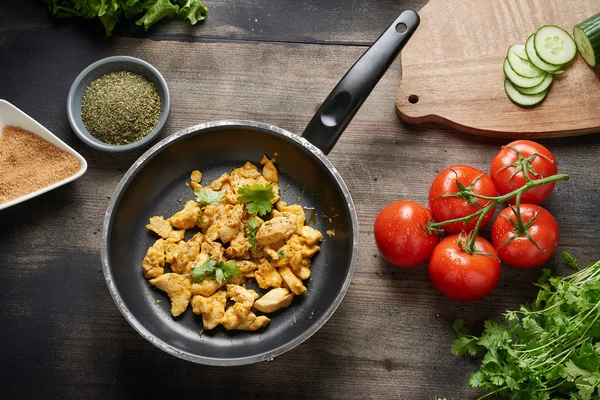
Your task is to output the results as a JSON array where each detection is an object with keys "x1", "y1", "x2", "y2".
[
  {"x1": 490, "y1": 140, "x2": 557, "y2": 204},
  {"x1": 428, "y1": 165, "x2": 497, "y2": 233},
  {"x1": 429, "y1": 234, "x2": 501, "y2": 302},
  {"x1": 374, "y1": 201, "x2": 440, "y2": 268},
  {"x1": 491, "y1": 204, "x2": 559, "y2": 269}
]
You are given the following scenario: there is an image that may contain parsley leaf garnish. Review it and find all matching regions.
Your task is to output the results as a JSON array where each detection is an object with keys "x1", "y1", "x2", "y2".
[
  {"x1": 452, "y1": 257, "x2": 600, "y2": 399},
  {"x1": 237, "y1": 184, "x2": 274, "y2": 216},
  {"x1": 191, "y1": 258, "x2": 241, "y2": 284},
  {"x1": 245, "y1": 219, "x2": 260, "y2": 251},
  {"x1": 194, "y1": 189, "x2": 224, "y2": 206}
]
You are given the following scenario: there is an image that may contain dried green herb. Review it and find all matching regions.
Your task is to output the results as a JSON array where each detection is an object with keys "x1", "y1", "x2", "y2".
[{"x1": 81, "y1": 70, "x2": 161, "y2": 145}]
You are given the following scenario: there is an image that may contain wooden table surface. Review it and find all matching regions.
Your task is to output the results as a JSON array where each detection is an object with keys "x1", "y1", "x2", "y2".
[{"x1": 1, "y1": 2, "x2": 599, "y2": 399}]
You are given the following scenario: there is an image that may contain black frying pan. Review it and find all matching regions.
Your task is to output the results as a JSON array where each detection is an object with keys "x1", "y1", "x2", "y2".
[{"x1": 101, "y1": 11, "x2": 419, "y2": 366}]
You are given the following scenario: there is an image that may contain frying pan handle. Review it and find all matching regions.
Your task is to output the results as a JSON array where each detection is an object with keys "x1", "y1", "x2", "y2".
[{"x1": 302, "y1": 10, "x2": 420, "y2": 155}]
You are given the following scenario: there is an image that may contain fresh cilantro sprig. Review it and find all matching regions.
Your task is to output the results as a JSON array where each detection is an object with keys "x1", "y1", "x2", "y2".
[
  {"x1": 237, "y1": 183, "x2": 274, "y2": 216},
  {"x1": 191, "y1": 258, "x2": 241, "y2": 284},
  {"x1": 245, "y1": 219, "x2": 260, "y2": 251},
  {"x1": 194, "y1": 189, "x2": 225, "y2": 206},
  {"x1": 452, "y1": 254, "x2": 600, "y2": 400}
]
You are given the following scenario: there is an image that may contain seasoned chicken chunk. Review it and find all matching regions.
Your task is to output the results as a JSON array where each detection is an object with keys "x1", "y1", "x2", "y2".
[
  {"x1": 168, "y1": 200, "x2": 201, "y2": 230},
  {"x1": 200, "y1": 241, "x2": 224, "y2": 263},
  {"x1": 236, "y1": 260, "x2": 259, "y2": 277},
  {"x1": 254, "y1": 288, "x2": 294, "y2": 313},
  {"x1": 279, "y1": 266, "x2": 307, "y2": 295},
  {"x1": 300, "y1": 225, "x2": 323, "y2": 245},
  {"x1": 260, "y1": 154, "x2": 279, "y2": 183},
  {"x1": 191, "y1": 291, "x2": 226, "y2": 330},
  {"x1": 275, "y1": 202, "x2": 306, "y2": 231},
  {"x1": 166, "y1": 229, "x2": 185, "y2": 243},
  {"x1": 209, "y1": 173, "x2": 230, "y2": 190},
  {"x1": 150, "y1": 273, "x2": 192, "y2": 317},
  {"x1": 170, "y1": 240, "x2": 200, "y2": 274},
  {"x1": 226, "y1": 284, "x2": 259, "y2": 309},
  {"x1": 291, "y1": 254, "x2": 311, "y2": 280},
  {"x1": 255, "y1": 216, "x2": 296, "y2": 245},
  {"x1": 142, "y1": 239, "x2": 165, "y2": 279},
  {"x1": 225, "y1": 230, "x2": 252, "y2": 259},
  {"x1": 255, "y1": 259, "x2": 282, "y2": 289},
  {"x1": 191, "y1": 277, "x2": 224, "y2": 297},
  {"x1": 146, "y1": 216, "x2": 172, "y2": 239},
  {"x1": 190, "y1": 170, "x2": 202, "y2": 183},
  {"x1": 222, "y1": 303, "x2": 270, "y2": 331}
]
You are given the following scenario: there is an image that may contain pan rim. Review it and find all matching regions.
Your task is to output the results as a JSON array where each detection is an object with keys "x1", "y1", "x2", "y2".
[{"x1": 101, "y1": 119, "x2": 359, "y2": 366}]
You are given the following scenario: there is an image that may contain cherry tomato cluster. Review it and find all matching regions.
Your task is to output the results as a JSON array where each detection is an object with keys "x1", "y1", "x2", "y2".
[{"x1": 374, "y1": 140, "x2": 565, "y2": 302}]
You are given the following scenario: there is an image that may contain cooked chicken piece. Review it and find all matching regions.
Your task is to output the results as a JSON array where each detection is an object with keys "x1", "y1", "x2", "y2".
[
  {"x1": 229, "y1": 162, "x2": 281, "y2": 203},
  {"x1": 190, "y1": 170, "x2": 202, "y2": 183},
  {"x1": 300, "y1": 225, "x2": 323, "y2": 245},
  {"x1": 237, "y1": 314, "x2": 270, "y2": 331},
  {"x1": 263, "y1": 248, "x2": 280, "y2": 261},
  {"x1": 191, "y1": 291, "x2": 226, "y2": 330},
  {"x1": 222, "y1": 303, "x2": 270, "y2": 331},
  {"x1": 204, "y1": 225, "x2": 220, "y2": 242},
  {"x1": 255, "y1": 259, "x2": 283, "y2": 289},
  {"x1": 209, "y1": 173, "x2": 230, "y2": 190},
  {"x1": 166, "y1": 229, "x2": 186, "y2": 243},
  {"x1": 164, "y1": 241, "x2": 178, "y2": 265},
  {"x1": 188, "y1": 232, "x2": 204, "y2": 246},
  {"x1": 149, "y1": 273, "x2": 192, "y2": 317},
  {"x1": 301, "y1": 244, "x2": 321, "y2": 258},
  {"x1": 218, "y1": 224, "x2": 239, "y2": 244},
  {"x1": 226, "y1": 284, "x2": 259, "y2": 309},
  {"x1": 279, "y1": 266, "x2": 307, "y2": 295},
  {"x1": 236, "y1": 260, "x2": 259, "y2": 277},
  {"x1": 191, "y1": 277, "x2": 224, "y2": 297},
  {"x1": 168, "y1": 200, "x2": 201, "y2": 230},
  {"x1": 260, "y1": 154, "x2": 279, "y2": 183},
  {"x1": 170, "y1": 240, "x2": 200, "y2": 274},
  {"x1": 276, "y1": 202, "x2": 306, "y2": 231},
  {"x1": 225, "y1": 230, "x2": 252, "y2": 259},
  {"x1": 200, "y1": 241, "x2": 224, "y2": 263},
  {"x1": 142, "y1": 238, "x2": 165, "y2": 279},
  {"x1": 291, "y1": 254, "x2": 311, "y2": 280},
  {"x1": 146, "y1": 216, "x2": 172, "y2": 239},
  {"x1": 255, "y1": 216, "x2": 296, "y2": 245},
  {"x1": 228, "y1": 274, "x2": 246, "y2": 285},
  {"x1": 254, "y1": 288, "x2": 294, "y2": 313},
  {"x1": 190, "y1": 182, "x2": 202, "y2": 190},
  {"x1": 220, "y1": 183, "x2": 238, "y2": 205}
]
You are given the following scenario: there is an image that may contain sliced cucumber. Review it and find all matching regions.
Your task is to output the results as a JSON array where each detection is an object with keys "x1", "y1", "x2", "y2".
[
  {"x1": 515, "y1": 73, "x2": 553, "y2": 95},
  {"x1": 505, "y1": 79, "x2": 548, "y2": 107},
  {"x1": 503, "y1": 58, "x2": 546, "y2": 88},
  {"x1": 514, "y1": 46, "x2": 529, "y2": 61},
  {"x1": 534, "y1": 25, "x2": 577, "y2": 66},
  {"x1": 525, "y1": 34, "x2": 562, "y2": 73},
  {"x1": 574, "y1": 13, "x2": 600, "y2": 68},
  {"x1": 507, "y1": 44, "x2": 544, "y2": 77}
]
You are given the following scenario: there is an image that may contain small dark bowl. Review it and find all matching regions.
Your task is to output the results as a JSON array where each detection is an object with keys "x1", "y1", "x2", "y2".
[{"x1": 67, "y1": 56, "x2": 170, "y2": 152}]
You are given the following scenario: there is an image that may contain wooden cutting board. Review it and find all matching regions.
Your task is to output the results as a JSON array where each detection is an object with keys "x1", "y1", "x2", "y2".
[{"x1": 395, "y1": 0, "x2": 600, "y2": 138}]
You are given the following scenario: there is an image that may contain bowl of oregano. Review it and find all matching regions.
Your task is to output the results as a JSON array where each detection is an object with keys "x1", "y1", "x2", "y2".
[{"x1": 67, "y1": 56, "x2": 170, "y2": 152}]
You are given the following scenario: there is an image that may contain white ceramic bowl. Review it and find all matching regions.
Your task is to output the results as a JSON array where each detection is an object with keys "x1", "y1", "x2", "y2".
[{"x1": 0, "y1": 100, "x2": 88, "y2": 211}]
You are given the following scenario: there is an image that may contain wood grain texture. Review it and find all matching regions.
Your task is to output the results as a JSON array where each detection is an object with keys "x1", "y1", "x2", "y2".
[
  {"x1": 1, "y1": 2, "x2": 600, "y2": 399},
  {"x1": 396, "y1": 0, "x2": 600, "y2": 138},
  {"x1": 1, "y1": 0, "x2": 428, "y2": 45}
]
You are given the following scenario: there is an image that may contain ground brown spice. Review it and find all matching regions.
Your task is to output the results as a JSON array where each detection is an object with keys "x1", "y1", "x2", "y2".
[{"x1": 0, "y1": 125, "x2": 82, "y2": 204}]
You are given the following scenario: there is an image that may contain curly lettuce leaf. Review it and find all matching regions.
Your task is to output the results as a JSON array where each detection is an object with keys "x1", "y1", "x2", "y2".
[
  {"x1": 178, "y1": 0, "x2": 207, "y2": 25},
  {"x1": 135, "y1": 0, "x2": 179, "y2": 31}
]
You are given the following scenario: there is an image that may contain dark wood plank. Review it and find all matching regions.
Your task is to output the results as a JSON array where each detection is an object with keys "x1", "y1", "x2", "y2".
[
  {"x1": 1, "y1": 0, "x2": 428, "y2": 44},
  {"x1": 1, "y1": 13, "x2": 600, "y2": 400}
]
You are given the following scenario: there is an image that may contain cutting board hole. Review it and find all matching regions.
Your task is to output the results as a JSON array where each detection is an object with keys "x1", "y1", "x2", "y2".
[
  {"x1": 408, "y1": 94, "x2": 419, "y2": 104},
  {"x1": 395, "y1": 23, "x2": 407, "y2": 33}
]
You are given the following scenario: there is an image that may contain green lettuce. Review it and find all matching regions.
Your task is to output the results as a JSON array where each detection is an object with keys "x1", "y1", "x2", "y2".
[{"x1": 42, "y1": 0, "x2": 208, "y2": 36}]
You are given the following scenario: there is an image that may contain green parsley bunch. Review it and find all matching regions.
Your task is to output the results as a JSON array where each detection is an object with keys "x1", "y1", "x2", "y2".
[{"x1": 452, "y1": 253, "x2": 600, "y2": 400}]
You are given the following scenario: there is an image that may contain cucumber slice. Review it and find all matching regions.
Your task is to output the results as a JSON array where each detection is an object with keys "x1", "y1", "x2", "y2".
[
  {"x1": 505, "y1": 79, "x2": 548, "y2": 107},
  {"x1": 574, "y1": 13, "x2": 600, "y2": 68},
  {"x1": 503, "y1": 58, "x2": 546, "y2": 88},
  {"x1": 514, "y1": 46, "x2": 529, "y2": 61},
  {"x1": 525, "y1": 34, "x2": 562, "y2": 73},
  {"x1": 507, "y1": 44, "x2": 544, "y2": 77},
  {"x1": 515, "y1": 73, "x2": 553, "y2": 95},
  {"x1": 534, "y1": 25, "x2": 577, "y2": 65}
]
